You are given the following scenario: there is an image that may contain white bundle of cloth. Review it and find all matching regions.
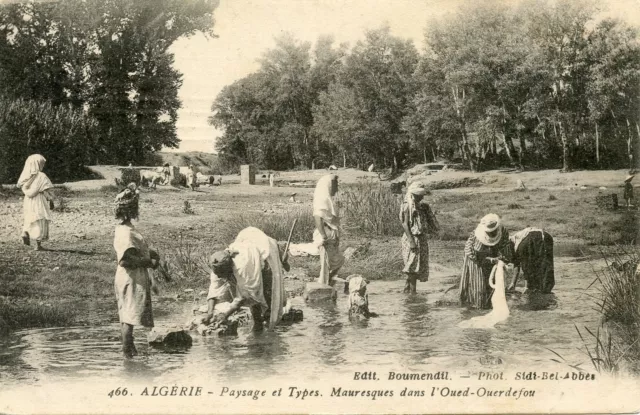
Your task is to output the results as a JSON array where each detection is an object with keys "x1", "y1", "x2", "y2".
[{"x1": 458, "y1": 261, "x2": 510, "y2": 329}]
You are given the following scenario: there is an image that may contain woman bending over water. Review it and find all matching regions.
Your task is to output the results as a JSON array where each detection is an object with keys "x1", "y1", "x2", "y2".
[
  {"x1": 508, "y1": 227, "x2": 555, "y2": 294},
  {"x1": 459, "y1": 214, "x2": 513, "y2": 309}
]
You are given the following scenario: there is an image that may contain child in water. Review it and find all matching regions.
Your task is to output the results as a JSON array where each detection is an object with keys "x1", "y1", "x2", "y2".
[{"x1": 345, "y1": 275, "x2": 371, "y2": 320}]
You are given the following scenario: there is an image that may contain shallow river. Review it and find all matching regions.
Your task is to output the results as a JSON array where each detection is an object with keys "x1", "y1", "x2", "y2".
[{"x1": 0, "y1": 253, "x2": 602, "y2": 387}]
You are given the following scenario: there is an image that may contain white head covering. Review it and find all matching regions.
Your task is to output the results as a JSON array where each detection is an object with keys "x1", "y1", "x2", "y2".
[
  {"x1": 474, "y1": 213, "x2": 503, "y2": 246},
  {"x1": 313, "y1": 174, "x2": 339, "y2": 229},
  {"x1": 17, "y1": 154, "x2": 46, "y2": 188},
  {"x1": 402, "y1": 182, "x2": 428, "y2": 226},
  {"x1": 348, "y1": 275, "x2": 367, "y2": 293}
]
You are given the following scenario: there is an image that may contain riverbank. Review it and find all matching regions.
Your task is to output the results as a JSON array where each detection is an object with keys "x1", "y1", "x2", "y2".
[{"x1": 0, "y1": 167, "x2": 638, "y2": 372}]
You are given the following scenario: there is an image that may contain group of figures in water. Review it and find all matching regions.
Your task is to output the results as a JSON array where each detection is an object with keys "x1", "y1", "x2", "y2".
[{"x1": 15, "y1": 154, "x2": 554, "y2": 357}]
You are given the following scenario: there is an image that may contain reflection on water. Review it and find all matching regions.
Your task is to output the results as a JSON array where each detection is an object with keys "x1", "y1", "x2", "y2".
[
  {"x1": 0, "y1": 254, "x2": 604, "y2": 386},
  {"x1": 517, "y1": 292, "x2": 559, "y2": 311}
]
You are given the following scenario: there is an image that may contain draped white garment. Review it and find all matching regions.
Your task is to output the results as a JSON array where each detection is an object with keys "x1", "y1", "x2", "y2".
[{"x1": 229, "y1": 227, "x2": 286, "y2": 328}]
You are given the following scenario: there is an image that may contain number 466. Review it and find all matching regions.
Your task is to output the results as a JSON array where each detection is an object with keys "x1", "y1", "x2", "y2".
[{"x1": 108, "y1": 387, "x2": 129, "y2": 398}]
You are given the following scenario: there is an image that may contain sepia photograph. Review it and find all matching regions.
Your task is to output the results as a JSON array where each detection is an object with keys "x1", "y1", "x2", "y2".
[{"x1": 0, "y1": 0, "x2": 639, "y2": 413}]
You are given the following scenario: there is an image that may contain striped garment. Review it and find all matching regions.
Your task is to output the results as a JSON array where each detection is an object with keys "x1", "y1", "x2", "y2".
[
  {"x1": 401, "y1": 233, "x2": 429, "y2": 281},
  {"x1": 459, "y1": 229, "x2": 513, "y2": 309}
]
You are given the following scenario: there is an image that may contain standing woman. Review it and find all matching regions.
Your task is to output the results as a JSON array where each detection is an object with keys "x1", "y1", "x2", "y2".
[
  {"x1": 17, "y1": 154, "x2": 55, "y2": 251},
  {"x1": 113, "y1": 184, "x2": 160, "y2": 358},
  {"x1": 459, "y1": 214, "x2": 513, "y2": 309},
  {"x1": 313, "y1": 174, "x2": 344, "y2": 286},
  {"x1": 400, "y1": 182, "x2": 438, "y2": 294}
]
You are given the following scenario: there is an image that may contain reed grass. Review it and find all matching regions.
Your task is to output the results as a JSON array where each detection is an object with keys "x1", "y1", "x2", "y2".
[
  {"x1": 338, "y1": 179, "x2": 403, "y2": 237},
  {"x1": 593, "y1": 249, "x2": 640, "y2": 325},
  {"x1": 216, "y1": 207, "x2": 316, "y2": 244},
  {"x1": 0, "y1": 299, "x2": 74, "y2": 332}
]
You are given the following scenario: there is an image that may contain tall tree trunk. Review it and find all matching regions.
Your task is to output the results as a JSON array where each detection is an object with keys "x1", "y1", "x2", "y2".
[
  {"x1": 595, "y1": 123, "x2": 600, "y2": 166},
  {"x1": 501, "y1": 131, "x2": 515, "y2": 165},
  {"x1": 558, "y1": 121, "x2": 570, "y2": 172},
  {"x1": 627, "y1": 118, "x2": 633, "y2": 171},
  {"x1": 393, "y1": 154, "x2": 398, "y2": 172},
  {"x1": 343, "y1": 151, "x2": 346, "y2": 168},
  {"x1": 423, "y1": 145, "x2": 427, "y2": 164},
  {"x1": 451, "y1": 85, "x2": 476, "y2": 172},
  {"x1": 517, "y1": 130, "x2": 526, "y2": 170}
]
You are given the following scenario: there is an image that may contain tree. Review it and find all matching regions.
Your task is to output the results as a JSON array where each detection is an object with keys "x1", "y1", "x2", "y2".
[
  {"x1": 586, "y1": 18, "x2": 640, "y2": 169},
  {"x1": 337, "y1": 25, "x2": 419, "y2": 170},
  {"x1": 0, "y1": 0, "x2": 219, "y2": 166}
]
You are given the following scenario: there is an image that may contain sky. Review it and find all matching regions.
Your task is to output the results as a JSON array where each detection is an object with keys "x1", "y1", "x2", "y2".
[{"x1": 167, "y1": 0, "x2": 640, "y2": 154}]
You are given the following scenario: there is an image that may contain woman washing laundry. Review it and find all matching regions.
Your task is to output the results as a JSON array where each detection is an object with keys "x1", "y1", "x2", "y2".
[
  {"x1": 399, "y1": 182, "x2": 439, "y2": 294},
  {"x1": 508, "y1": 227, "x2": 555, "y2": 294},
  {"x1": 16, "y1": 154, "x2": 55, "y2": 251},
  {"x1": 205, "y1": 227, "x2": 287, "y2": 331},
  {"x1": 459, "y1": 214, "x2": 513, "y2": 309},
  {"x1": 113, "y1": 183, "x2": 161, "y2": 358},
  {"x1": 313, "y1": 174, "x2": 344, "y2": 286}
]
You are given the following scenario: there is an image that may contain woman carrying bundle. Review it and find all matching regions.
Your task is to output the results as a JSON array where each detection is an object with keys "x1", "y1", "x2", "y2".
[
  {"x1": 16, "y1": 154, "x2": 55, "y2": 251},
  {"x1": 459, "y1": 214, "x2": 513, "y2": 309}
]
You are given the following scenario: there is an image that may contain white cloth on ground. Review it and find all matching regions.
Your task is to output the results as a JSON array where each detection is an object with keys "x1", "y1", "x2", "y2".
[{"x1": 288, "y1": 242, "x2": 319, "y2": 257}]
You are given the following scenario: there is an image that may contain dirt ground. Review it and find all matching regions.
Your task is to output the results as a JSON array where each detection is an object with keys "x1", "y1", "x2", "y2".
[{"x1": 0, "y1": 166, "x2": 636, "y2": 330}]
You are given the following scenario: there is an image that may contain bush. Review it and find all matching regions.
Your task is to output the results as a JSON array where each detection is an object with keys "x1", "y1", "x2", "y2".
[
  {"x1": 0, "y1": 98, "x2": 96, "y2": 183},
  {"x1": 118, "y1": 168, "x2": 141, "y2": 187},
  {"x1": 507, "y1": 203, "x2": 523, "y2": 209},
  {"x1": 549, "y1": 194, "x2": 557, "y2": 201},
  {"x1": 170, "y1": 173, "x2": 187, "y2": 187},
  {"x1": 183, "y1": 200, "x2": 195, "y2": 214}
]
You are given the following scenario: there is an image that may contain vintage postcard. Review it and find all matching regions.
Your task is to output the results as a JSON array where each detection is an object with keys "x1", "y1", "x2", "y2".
[{"x1": 1, "y1": 0, "x2": 640, "y2": 413}]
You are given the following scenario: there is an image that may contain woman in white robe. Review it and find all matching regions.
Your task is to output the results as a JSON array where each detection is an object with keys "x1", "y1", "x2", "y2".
[
  {"x1": 16, "y1": 154, "x2": 55, "y2": 251},
  {"x1": 313, "y1": 174, "x2": 344, "y2": 285}
]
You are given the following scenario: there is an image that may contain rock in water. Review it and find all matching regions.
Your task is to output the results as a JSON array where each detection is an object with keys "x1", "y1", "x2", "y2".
[
  {"x1": 281, "y1": 308, "x2": 304, "y2": 323},
  {"x1": 515, "y1": 179, "x2": 526, "y2": 190},
  {"x1": 148, "y1": 328, "x2": 193, "y2": 347},
  {"x1": 303, "y1": 282, "x2": 337, "y2": 303}
]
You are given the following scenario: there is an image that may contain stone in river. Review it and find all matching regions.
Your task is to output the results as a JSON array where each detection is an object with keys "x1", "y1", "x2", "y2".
[
  {"x1": 303, "y1": 282, "x2": 337, "y2": 303},
  {"x1": 147, "y1": 328, "x2": 193, "y2": 347}
]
